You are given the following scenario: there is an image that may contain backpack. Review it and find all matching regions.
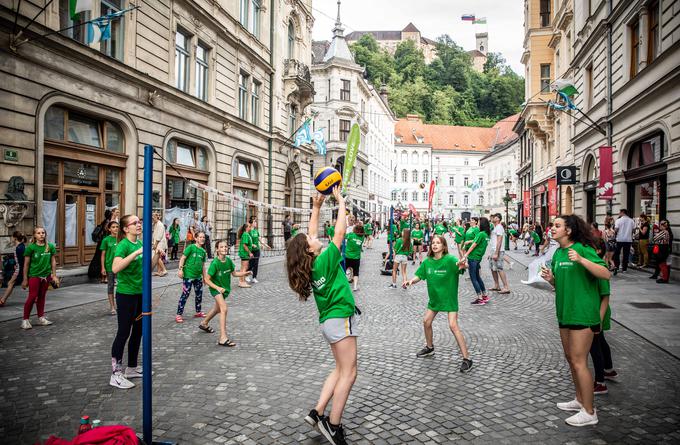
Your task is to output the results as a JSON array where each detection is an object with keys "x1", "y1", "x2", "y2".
[{"x1": 91, "y1": 224, "x2": 105, "y2": 244}]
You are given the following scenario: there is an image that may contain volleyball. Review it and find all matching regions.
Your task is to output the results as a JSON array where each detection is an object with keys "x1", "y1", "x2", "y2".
[{"x1": 314, "y1": 167, "x2": 342, "y2": 195}]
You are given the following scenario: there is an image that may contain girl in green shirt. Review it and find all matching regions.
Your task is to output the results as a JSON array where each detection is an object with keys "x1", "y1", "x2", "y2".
[
  {"x1": 344, "y1": 225, "x2": 365, "y2": 291},
  {"x1": 286, "y1": 187, "x2": 356, "y2": 445},
  {"x1": 540, "y1": 215, "x2": 610, "y2": 427},
  {"x1": 200, "y1": 239, "x2": 252, "y2": 346},
  {"x1": 176, "y1": 231, "x2": 208, "y2": 322},
  {"x1": 411, "y1": 223, "x2": 424, "y2": 264},
  {"x1": 462, "y1": 217, "x2": 491, "y2": 305},
  {"x1": 168, "y1": 218, "x2": 181, "y2": 260},
  {"x1": 390, "y1": 229, "x2": 413, "y2": 289},
  {"x1": 406, "y1": 235, "x2": 473, "y2": 372},
  {"x1": 21, "y1": 227, "x2": 57, "y2": 330},
  {"x1": 100, "y1": 221, "x2": 120, "y2": 315},
  {"x1": 237, "y1": 223, "x2": 253, "y2": 288},
  {"x1": 110, "y1": 214, "x2": 144, "y2": 389}
]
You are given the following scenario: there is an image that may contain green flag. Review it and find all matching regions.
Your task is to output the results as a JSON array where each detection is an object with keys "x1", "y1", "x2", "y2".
[
  {"x1": 473, "y1": 17, "x2": 487, "y2": 24},
  {"x1": 342, "y1": 123, "x2": 361, "y2": 191}
]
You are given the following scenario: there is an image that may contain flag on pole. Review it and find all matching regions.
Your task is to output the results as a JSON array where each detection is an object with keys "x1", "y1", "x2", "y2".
[
  {"x1": 312, "y1": 128, "x2": 327, "y2": 155},
  {"x1": 461, "y1": 14, "x2": 476, "y2": 21},
  {"x1": 293, "y1": 119, "x2": 312, "y2": 147},
  {"x1": 473, "y1": 17, "x2": 487, "y2": 24},
  {"x1": 87, "y1": 17, "x2": 111, "y2": 44},
  {"x1": 341, "y1": 123, "x2": 361, "y2": 191},
  {"x1": 551, "y1": 78, "x2": 579, "y2": 97},
  {"x1": 70, "y1": 0, "x2": 94, "y2": 19}
]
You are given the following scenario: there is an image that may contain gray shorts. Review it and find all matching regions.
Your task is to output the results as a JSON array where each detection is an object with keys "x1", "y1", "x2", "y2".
[
  {"x1": 107, "y1": 272, "x2": 116, "y2": 294},
  {"x1": 394, "y1": 254, "x2": 408, "y2": 264},
  {"x1": 320, "y1": 315, "x2": 359, "y2": 344},
  {"x1": 489, "y1": 251, "x2": 505, "y2": 271}
]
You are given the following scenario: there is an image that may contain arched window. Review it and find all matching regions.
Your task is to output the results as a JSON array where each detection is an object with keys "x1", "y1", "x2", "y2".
[
  {"x1": 448, "y1": 193, "x2": 455, "y2": 205},
  {"x1": 45, "y1": 106, "x2": 124, "y2": 153},
  {"x1": 412, "y1": 191, "x2": 418, "y2": 201},
  {"x1": 423, "y1": 191, "x2": 428, "y2": 201},
  {"x1": 391, "y1": 190, "x2": 397, "y2": 201},
  {"x1": 422, "y1": 170, "x2": 429, "y2": 183},
  {"x1": 423, "y1": 152, "x2": 429, "y2": 165},
  {"x1": 584, "y1": 155, "x2": 597, "y2": 182},
  {"x1": 463, "y1": 195, "x2": 469, "y2": 206},
  {"x1": 401, "y1": 150, "x2": 408, "y2": 164},
  {"x1": 401, "y1": 169, "x2": 408, "y2": 182},
  {"x1": 287, "y1": 21, "x2": 295, "y2": 59},
  {"x1": 412, "y1": 170, "x2": 418, "y2": 183},
  {"x1": 627, "y1": 133, "x2": 664, "y2": 169},
  {"x1": 478, "y1": 194, "x2": 484, "y2": 205},
  {"x1": 401, "y1": 191, "x2": 408, "y2": 201},
  {"x1": 412, "y1": 151, "x2": 419, "y2": 163}
]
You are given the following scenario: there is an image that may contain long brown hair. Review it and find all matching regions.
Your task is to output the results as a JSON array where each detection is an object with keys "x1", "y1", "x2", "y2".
[
  {"x1": 286, "y1": 233, "x2": 315, "y2": 301},
  {"x1": 401, "y1": 228, "x2": 411, "y2": 251},
  {"x1": 427, "y1": 235, "x2": 449, "y2": 257}
]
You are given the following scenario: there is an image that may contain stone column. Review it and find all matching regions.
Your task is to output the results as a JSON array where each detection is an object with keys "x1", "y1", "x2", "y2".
[{"x1": 638, "y1": 6, "x2": 649, "y2": 70}]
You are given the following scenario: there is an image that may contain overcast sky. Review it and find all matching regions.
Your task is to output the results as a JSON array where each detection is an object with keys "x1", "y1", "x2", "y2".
[{"x1": 311, "y1": 0, "x2": 525, "y2": 75}]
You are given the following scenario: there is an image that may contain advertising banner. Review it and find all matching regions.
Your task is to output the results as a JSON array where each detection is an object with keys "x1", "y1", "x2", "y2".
[{"x1": 598, "y1": 146, "x2": 614, "y2": 200}]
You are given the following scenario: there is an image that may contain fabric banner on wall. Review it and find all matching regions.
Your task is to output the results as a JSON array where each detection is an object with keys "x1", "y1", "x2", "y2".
[
  {"x1": 427, "y1": 180, "x2": 435, "y2": 212},
  {"x1": 523, "y1": 191, "x2": 531, "y2": 217},
  {"x1": 598, "y1": 146, "x2": 614, "y2": 200},
  {"x1": 548, "y1": 178, "x2": 558, "y2": 216},
  {"x1": 42, "y1": 200, "x2": 58, "y2": 244}
]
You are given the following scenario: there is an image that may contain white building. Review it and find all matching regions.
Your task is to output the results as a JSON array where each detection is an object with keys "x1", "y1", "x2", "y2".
[
  {"x1": 393, "y1": 115, "x2": 516, "y2": 220},
  {"x1": 310, "y1": 2, "x2": 396, "y2": 217}
]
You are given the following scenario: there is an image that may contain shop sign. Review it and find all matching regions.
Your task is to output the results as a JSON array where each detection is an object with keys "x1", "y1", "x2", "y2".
[
  {"x1": 556, "y1": 166, "x2": 577, "y2": 185},
  {"x1": 523, "y1": 191, "x2": 531, "y2": 217},
  {"x1": 548, "y1": 178, "x2": 558, "y2": 216},
  {"x1": 3, "y1": 148, "x2": 18, "y2": 162}
]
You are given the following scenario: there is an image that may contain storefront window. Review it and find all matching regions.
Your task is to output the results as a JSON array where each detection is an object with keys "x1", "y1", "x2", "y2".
[
  {"x1": 63, "y1": 162, "x2": 99, "y2": 187},
  {"x1": 232, "y1": 188, "x2": 256, "y2": 229},
  {"x1": 44, "y1": 161, "x2": 60, "y2": 185},
  {"x1": 45, "y1": 107, "x2": 65, "y2": 140},
  {"x1": 632, "y1": 180, "x2": 661, "y2": 224},
  {"x1": 43, "y1": 189, "x2": 59, "y2": 244},
  {"x1": 105, "y1": 122, "x2": 124, "y2": 152},
  {"x1": 44, "y1": 107, "x2": 125, "y2": 153},
  {"x1": 68, "y1": 113, "x2": 101, "y2": 147}
]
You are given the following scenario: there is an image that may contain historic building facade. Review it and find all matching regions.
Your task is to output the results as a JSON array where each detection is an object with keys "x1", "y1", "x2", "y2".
[
  {"x1": 0, "y1": 0, "x2": 314, "y2": 265},
  {"x1": 345, "y1": 22, "x2": 437, "y2": 64}
]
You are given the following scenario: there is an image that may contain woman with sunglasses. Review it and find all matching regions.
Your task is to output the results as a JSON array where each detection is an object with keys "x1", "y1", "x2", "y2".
[{"x1": 110, "y1": 215, "x2": 144, "y2": 389}]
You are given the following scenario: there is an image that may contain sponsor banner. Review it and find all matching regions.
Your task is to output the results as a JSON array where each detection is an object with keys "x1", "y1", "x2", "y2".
[
  {"x1": 598, "y1": 146, "x2": 614, "y2": 200},
  {"x1": 548, "y1": 178, "x2": 558, "y2": 216},
  {"x1": 523, "y1": 190, "x2": 531, "y2": 218}
]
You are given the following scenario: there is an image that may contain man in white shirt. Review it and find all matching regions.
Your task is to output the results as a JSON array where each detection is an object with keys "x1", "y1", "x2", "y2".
[
  {"x1": 614, "y1": 208, "x2": 635, "y2": 273},
  {"x1": 488, "y1": 214, "x2": 510, "y2": 293}
]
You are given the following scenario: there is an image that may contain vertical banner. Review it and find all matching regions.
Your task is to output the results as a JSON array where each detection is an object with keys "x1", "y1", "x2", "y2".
[
  {"x1": 427, "y1": 180, "x2": 435, "y2": 212},
  {"x1": 598, "y1": 146, "x2": 614, "y2": 200},
  {"x1": 341, "y1": 123, "x2": 361, "y2": 191},
  {"x1": 523, "y1": 190, "x2": 531, "y2": 217},
  {"x1": 548, "y1": 178, "x2": 558, "y2": 216}
]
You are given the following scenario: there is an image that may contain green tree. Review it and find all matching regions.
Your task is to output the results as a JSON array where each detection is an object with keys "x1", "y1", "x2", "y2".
[
  {"x1": 393, "y1": 40, "x2": 426, "y2": 83},
  {"x1": 351, "y1": 34, "x2": 395, "y2": 85}
]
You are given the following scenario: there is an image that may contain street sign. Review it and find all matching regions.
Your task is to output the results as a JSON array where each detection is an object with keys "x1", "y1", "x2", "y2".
[
  {"x1": 556, "y1": 166, "x2": 577, "y2": 185},
  {"x1": 3, "y1": 148, "x2": 18, "y2": 162}
]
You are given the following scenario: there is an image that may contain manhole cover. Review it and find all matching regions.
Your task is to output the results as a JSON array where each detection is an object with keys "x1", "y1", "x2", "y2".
[{"x1": 629, "y1": 302, "x2": 674, "y2": 309}]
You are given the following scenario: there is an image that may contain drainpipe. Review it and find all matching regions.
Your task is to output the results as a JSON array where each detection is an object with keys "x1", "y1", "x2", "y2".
[
  {"x1": 266, "y1": 1, "x2": 275, "y2": 246},
  {"x1": 606, "y1": 0, "x2": 614, "y2": 215}
]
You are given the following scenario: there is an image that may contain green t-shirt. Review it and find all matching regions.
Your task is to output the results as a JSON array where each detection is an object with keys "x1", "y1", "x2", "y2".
[
  {"x1": 394, "y1": 238, "x2": 413, "y2": 256},
  {"x1": 326, "y1": 226, "x2": 335, "y2": 239},
  {"x1": 509, "y1": 229, "x2": 519, "y2": 237},
  {"x1": 467, "y1": 231, "x2": 489, "y2": 260},
  {"x1": 182, "y1": 244, "x2": 207, "y2": 279},
  {"x1": 551, "y1": 242, "x2": 606, "y2": 326},
  {"x1": 411, "y1": 229, "x2": 424, "y2": 240},
  {"x1": 207, "y1": 256, "x2": 236, "y2": 296},
  {"x1": 250, "y1": 228, "x2": 260, "y2": 251},
  {"x1": 531, "y1": 231, "x2": 541, "y2": 243},
  {"x1": 453, "y1": 226, "x2": 465, "y2": 244},
  {"x1": 388, "y1": 224, "x2": 400, "y2": 241},
  {"x1": 291, "y1": 227, "x2": 299, "y2": 237},
  {"x1": 25, "y1": 242, "x2": 56, "y2": 278},
  {"x1": 363, "y1": 223, "x2": 373, "y2": 236},
  {"x1": 598, "y1": 278, "x2": 611, "y2": 331},
  {"x1": 115, "y1": 238, "x2": 143, "y2": 295},
  {"x1": 311, "y1": 243, "x2": 355, "y2": 323},
  {"x1": 415, "y1": 254, "x2": 465, "y2": 312},
  {"x1": 238, "y1": 232, "x2": 252, "y2": 260},
  {"x1": 101, "y1": 235, "x2": 119, "y2": 273},
  {"x1": 345, "y1": 232, "x2": 364, "y2": 260},
  {"x1": 434, "y1": 224, "x2": 447, "y2": 235},
  {"x1": 399, "y1": 220, "x2": 411, "y2": 231},
  {"x1": 169, "y1": 225, "x2": 180, "y2": 244},
  {"x1": 464, "y1": 226, "x2": 479, "y2": 246}
]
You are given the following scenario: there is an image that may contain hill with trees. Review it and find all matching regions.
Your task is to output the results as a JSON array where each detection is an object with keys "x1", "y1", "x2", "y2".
[{"x1": 351, "y1": 34, "x2": 524, "y2": 127}]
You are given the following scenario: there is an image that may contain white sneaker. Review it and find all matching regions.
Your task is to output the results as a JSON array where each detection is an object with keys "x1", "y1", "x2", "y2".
[
  {"x1": 110, "y1": 371, "x2": 135, "y2": 389},
  {"x1": 565, "y1": 408, "x2": 598, "y2": 427},
  {"x1": 37, "y1": 317, "x2": 53, "y2": 326},
  {"x1": 20, "y1": 319, "x2": 32, "y2": 330},
  {"x1": 251, "y1": 278, "x2": 258, "y2": 284},
  {"x1": 124, "y1": 366, "x2": 143, "y2": 379},
  {"x1": 556, "y1": 399, "x2": 583, "y2": 412},
  {"x1": 245, "y1": 276, "x2": 252, "y2": 283}
]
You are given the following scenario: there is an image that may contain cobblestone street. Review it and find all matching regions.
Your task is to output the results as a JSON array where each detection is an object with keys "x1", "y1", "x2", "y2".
[{"x1": 1, "y1": 243, "x2": 679, "y2": 444}]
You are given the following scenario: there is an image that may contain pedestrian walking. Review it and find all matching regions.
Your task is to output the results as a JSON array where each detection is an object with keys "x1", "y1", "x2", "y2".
[
  {"x1": 613, "y1": 209, "x2": 634, "y2": 274},
  {"x1": 451, "y1": 219, "x2": 465, "y2": 256},
  {"x1": 20, "y1": 227, "x2": 58, "y2": 330},
  {"x1": 463, "y1": 217, "x2": 480, "y2": 253},
  {"x1": 603, "y1": 222, "x2": 616, "y2": 270},
  {"x1": 109, "y1": 215, "x2": 144, "y2": 389},
  {"x1": 411, "y1": 223, "x2": 424, "y2": 264},
  {"x1": 282, "y1": 214, "x2": 292, "y2": 243},
  {"x1": 540, "y1": 214, "x2": 611, "y2": 427},
  {"x1": 237, "y1": 223, "x2": 253, "y2": 288},
  {"x1": 286, "y1": 188, "x2": 356, "y2": 445},
  {"x1": 390, "y1": 229, "x2": 413, "y2": 289},
  {"x1": 248, "y1": 217, "x2": 269, "y2": 284},
  {"x1": 168, "y1": 218, "x2": 181, "y2": 260},
  {"x1": 199, "y1": 239, "x2": 251, "y2": 346},
  {"x1": 637, "y1": 214, "x2": 651, "y2": 268},
  {"x1": 406, "y1": 235, "x2": 473, "y2": 372},
  {"x1": 650, "y1": 219, "x2": 672, "y2": 283},
  {"x1": 344, "y1": 225, "x2": 365, "y2": 291},
  {"x1": 0, "y1": 231, "x2": 26, "y2": 307},
  {"x1": 88, "y1": 210, "x2": 112, "y2": 282},
  {"x1": 463, "y1": 217, "x2": 491, "y2": 305},
  {"x1": 176, "y1": 231, "x2": 208, "y2": 323},
  {"x1": 201, "y1": 215, "x2": 213, "y2": 258},
  {"x1": 151, "y1": 212, "x2": 168, "y2": 277},
  {"x1": 100, "y1": 221, "x2": 120, "y2": 315},
  {"x1": 488, "y1": 214, "x2": 510, "y2": 294},
  {"x1": 363, "y1": 219, "x2": 374, "y2": 249}
]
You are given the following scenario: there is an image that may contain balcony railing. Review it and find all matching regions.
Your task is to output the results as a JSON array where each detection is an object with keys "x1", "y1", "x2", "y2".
[{"x1": 284, "y1": 59, "x2": 311, "y2": 82}]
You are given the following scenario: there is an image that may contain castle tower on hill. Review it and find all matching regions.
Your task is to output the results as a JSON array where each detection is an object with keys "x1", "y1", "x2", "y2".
[{"x1": 468, "y1": 33, "x2": 489, "y2": 73}]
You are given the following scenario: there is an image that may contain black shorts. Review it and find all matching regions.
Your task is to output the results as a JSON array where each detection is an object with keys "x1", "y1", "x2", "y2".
[
  {"x1": 345, "y1": 258, "x2": 361, "y2": 276},
  {"x1": 413, "y1": 240, "x2": 422, "y2": 246},
  {"x1": 559, "y1": 323, "x2": 600, "y2": 333}
]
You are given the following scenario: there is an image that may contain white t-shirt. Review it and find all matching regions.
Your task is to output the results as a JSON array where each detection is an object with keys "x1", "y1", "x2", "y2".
[
  {"x1": 615, "y1": 215, "x2": 635, "y2": 242},
  {"x1": 489, "y1": 224, "x2": 506, "y2": 253}
]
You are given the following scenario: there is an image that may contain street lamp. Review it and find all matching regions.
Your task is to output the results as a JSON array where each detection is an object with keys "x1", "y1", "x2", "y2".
[{"x1": 503, "y1": 178, "x2": 512, "y2": 250}]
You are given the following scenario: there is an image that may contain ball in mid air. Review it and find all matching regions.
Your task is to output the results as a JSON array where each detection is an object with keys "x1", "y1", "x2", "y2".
[{"x1": 314, "y1": 167, "x2": 342, "y2": 195}]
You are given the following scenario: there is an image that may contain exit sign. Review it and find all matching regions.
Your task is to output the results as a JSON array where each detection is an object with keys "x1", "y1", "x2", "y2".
[{"x1": 3, "y1": 148, "x2": 18, "y2": 162}]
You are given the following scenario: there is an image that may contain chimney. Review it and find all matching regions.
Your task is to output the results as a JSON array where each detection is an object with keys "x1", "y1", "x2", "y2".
[{"x1": 379, "y1": 84, "x2": 389, "y2": 106}]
